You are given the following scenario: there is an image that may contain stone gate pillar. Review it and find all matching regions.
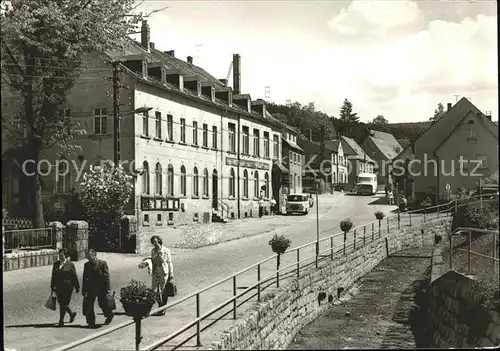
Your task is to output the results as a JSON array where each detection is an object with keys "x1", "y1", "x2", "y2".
[
  {"x1": 65, "y1": 220, "x2": 89, "y2": 261},
  {"x1": 49, "y1": 221, "x2": 64, "y2": 250}
]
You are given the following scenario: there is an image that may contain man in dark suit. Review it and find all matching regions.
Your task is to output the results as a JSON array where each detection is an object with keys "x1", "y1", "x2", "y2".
[{"x1": 82, "y1": 249, "x2": 114, "y2": 328}]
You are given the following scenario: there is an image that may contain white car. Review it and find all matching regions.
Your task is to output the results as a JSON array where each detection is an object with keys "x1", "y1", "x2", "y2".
[{"x1": 286, "y1": 194, "x2": 310, "y2": 215}]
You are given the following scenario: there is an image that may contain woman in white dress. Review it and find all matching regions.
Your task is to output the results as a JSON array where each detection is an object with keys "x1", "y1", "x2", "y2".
[{"x1": 147, "y1": 235, "x2": 174, "y2": 316}]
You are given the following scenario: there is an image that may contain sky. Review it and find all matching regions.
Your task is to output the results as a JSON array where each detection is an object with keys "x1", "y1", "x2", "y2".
[{"x1": 133, "y1": 0, "x2": 498, "y2": 123}]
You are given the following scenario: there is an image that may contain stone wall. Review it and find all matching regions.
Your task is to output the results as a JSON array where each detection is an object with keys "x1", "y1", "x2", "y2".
[
  {"x1": 208, "y1": 217, "x2": 452, "y2": 350},
  {"x1": 429, "y1": 257, "x2": 500, "y2": 347},
  {"x1": 3, "y1": 220, "x2": 89, "y2": 272}
]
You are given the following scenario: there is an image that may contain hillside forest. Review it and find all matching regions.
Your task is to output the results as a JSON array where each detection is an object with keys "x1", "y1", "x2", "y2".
[{"x1": 266, "y1": 99, "x2": 447, "y2": 149}]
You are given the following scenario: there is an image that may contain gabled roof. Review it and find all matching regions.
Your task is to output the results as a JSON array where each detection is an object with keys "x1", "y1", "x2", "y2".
[
  {"x1": 393, "y1": 97, "x2": 498, "y2": 160},
  {"x1": 282, "y1": 137, "x2": 304, "y2": 153},
  {"x1": 339, "y1": 136, "x2": 375, "y2": 163},
  {"x1": 325, "y1": 140, "x2": 340, "y2": 152},
  {"x1": 366, "y1": 129, "x2": 403, "y2": 160}
]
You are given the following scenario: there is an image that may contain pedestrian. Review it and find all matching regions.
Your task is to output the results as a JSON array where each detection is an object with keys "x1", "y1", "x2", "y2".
[
  {"x1": 50, "y1": 248, "x2": 79, "y2": 327},
  {"x1": 270, "y1": 197, "x2": 277, "y2": 215},
  {"x1": 145, "y1": 235, "x2": 174, "y2": 316},
  {"x1": 82, "y1": 249, "x2": 114, "y2": 328},
  {"x1": 385, "y1": 185, "x2": 389, "y2": 198},
  {"x1": 258, "y1": 197, "x2": 265, "y2": 218},
  {"x1": 388, "y1": 190, "x2": 394, "y2": 205}
]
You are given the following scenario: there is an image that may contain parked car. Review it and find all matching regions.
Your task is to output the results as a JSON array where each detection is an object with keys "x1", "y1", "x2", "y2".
[{"x1": 286, "y1": 194, "x2": 310, "y2": 215}]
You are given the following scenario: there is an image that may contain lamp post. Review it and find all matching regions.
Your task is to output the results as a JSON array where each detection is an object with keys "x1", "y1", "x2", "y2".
[
  {"x1": 113, "y1": 106, "x2": 152, "y2": 251},
  {"x1": 315, "y1": 178, "x2": 320, "y2": 268}
]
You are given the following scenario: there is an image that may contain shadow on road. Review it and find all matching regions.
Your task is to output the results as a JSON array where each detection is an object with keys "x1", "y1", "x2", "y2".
[
  {"x1": 4, "y1": 323, "x2": 88, "y2": 329},
  {"x1": 379, "y1": 267, "x2": 432, "y2": 349},
  {"x1": 368, "y1": 197, "x2": 389, "y2": 205}
]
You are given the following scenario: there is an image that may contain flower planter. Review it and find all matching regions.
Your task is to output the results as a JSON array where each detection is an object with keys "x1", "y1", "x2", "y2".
[
  {"x1": 121, "y1": 300, "x2": 154, "y2": 318},
  {"x1": 271, "y1": 244, "x2": 288, "y2": 254}
]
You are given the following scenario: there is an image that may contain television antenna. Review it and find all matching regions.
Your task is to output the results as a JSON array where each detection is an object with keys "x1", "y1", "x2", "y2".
[
  {"x1": 286, "y1": 98, "x2": 291, "y2": 107},
  {"x1": 265, "y1": 86, "x2": 270, "y2": 99},
  {"x1": 454, "y1": 94, "x2": 460, "y2": 102},
  {"x1": 194, "y1": 44, "x2": 202, "y2": 62}
]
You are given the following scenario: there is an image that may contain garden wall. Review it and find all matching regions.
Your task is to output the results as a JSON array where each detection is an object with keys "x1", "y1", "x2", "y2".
[
  {"x1": 3, "y1": 220, "x2": 89, "y2": 272},
  {"x1": 428, "y1": 250, "x2": 500, "y2": 348},
  {"x1": 208, "y1": 217, "x2": 452, "y2": 350}
]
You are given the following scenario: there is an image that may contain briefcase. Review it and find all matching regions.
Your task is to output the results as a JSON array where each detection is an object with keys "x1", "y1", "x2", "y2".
[
  {"x1": 164, "y1": 280, "x2": 177, "y2": 297},
  {"x1": 44, "y1": 293, "x2": 56, "y2": 311},
  {"x1": 107, "y1": 292, "x2": 116, "y2": 311},
  {"x1": 82, "y1": 296, "x2": 90, "y2": 316}
]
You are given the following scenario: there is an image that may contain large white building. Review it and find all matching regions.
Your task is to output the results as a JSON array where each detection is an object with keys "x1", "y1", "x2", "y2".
[{"x1": 2, "y1": 20, "x2": 284, "y2": 228}]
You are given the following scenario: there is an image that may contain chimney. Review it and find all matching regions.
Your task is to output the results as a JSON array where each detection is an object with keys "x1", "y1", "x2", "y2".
[
  {"x1": 219, "y1": 79, "x2": 228, "y2": 86},
  {"x1": 485, "y1": 111, "x2": 492, "y2": 120},
  {"x1": 164, "y1": 50, "x2": 175, "y2": 57},
  {"x1": 150, "y1": 42, "x2": 155, "y2": 50},
  {"x1": 187, "y1": 56, "x2": 193, "y2": 64},
  {"x1": 447, "y1": 102, "x2": 452, "y2": 111},
  {"x1": 141, "y1": 20, "x2": 150, "y2": 52},
  {"x1": 232, "y1": 54, "x2": 241, "y2": 95}
]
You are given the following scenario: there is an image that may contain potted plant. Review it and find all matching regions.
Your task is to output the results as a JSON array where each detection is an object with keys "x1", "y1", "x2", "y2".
[
  {"x1": 340, "y1": 219, "x2": 353, "y2": 254},
  {"x1": 269, "y1": 233, "x2": 291, "y2": 269},
  {"x1": 375, "y1": 211, "x2": 385, "y2": 234},
  {"x1": 120, "y1": 280, "x2": 157, "y2": 319}
]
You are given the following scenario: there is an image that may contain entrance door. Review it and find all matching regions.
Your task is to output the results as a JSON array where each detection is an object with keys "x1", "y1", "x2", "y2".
[{"x1": 212, "y1": 170, "x2": 218, "y2": 210}]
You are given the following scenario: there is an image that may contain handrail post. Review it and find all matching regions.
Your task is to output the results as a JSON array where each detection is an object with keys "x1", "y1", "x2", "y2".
[
  {"x1": 386, "y1": 217, "x2": 389, "y2": 234},
  {"x1": 297, "y1": 249, "x2": 300, "y2": 278},
  {"x1": 454, "y1": 199, "x2": 457, "y2": 212},
  {"x1": 409, "y1": 211, "x2": 412, "y2": 227},
  {"x1": 363, "y1": 225, "x2": 366, "y2": 245},
  {"x1": 468, "y1": 230, "x2": 472, "y2": 274},
  {"x1": 354, "y1": 230, "x2": 357, "y2": 250},
  {"x1": 494, "y1": 232, "x2": 498, "y2": 274},
  {"x1": 371, "y1": 223, "x2": 374, "y2": 241},
  {"x1": 134, "y1": 317, "x2": 142, "y2": 351},
  {"x1": 343, "y1": 232, "x2": 346, "y2": 255},
  {"x1": 196, "y1": 293, "x2": 201, "y2": 346},
  {"x1": 276, "y1": 255, "x2": 280, "y2": 288},
  {"x1": 449, "y1": 234, "x2": 452, "y2": 270},
  {"x1": 397, "y1": 212, "x2": 400, "y2": 229},
  {"x1": 437, "y1": 204, "x2": 440, "y2": 218},
  {"x1": 257, "y1": 264, "x2": 261, "y2": 301},
  {"x1": 330, "y1": 237, "x2": 333, "y2": 260},
  {"x1": 232, "y1": 276, "x2": 237, "y2": 319}
]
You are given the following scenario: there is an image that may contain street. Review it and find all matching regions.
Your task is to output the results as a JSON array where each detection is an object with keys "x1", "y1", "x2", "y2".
[{"x1": 3, "y1": 193, "x2": 396, "y2": 350}]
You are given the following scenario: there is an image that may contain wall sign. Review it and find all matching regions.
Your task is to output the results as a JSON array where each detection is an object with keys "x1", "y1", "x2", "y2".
[{"x1": 225, "y1": 157, "x2": 270, "y2": 171}]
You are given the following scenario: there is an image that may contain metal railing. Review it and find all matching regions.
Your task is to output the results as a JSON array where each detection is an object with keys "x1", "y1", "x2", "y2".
[
  {"x1": 448, "y1": 227, "x2": 500, "y2": 275},
  {"x1": 3, "y1": 227, "x2": 54, "y2": 252},
  {"x1": 53, "y1": 194, "x2": 496, "y2": 351}
]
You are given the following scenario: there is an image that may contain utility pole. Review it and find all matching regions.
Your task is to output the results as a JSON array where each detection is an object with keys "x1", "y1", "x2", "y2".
[{"x1": 113, "y1": 61, "x2": 120, "y2": 166}]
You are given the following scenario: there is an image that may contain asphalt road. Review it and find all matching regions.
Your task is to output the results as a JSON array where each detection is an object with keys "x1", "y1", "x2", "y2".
[{"x1": 3, "y1": 192, "x2": 394, "y2": 350}]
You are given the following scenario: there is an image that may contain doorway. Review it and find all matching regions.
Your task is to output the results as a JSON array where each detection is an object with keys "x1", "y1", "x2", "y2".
[{"x1": 212, "y1": 169, "x2": 218, "y2": 210}]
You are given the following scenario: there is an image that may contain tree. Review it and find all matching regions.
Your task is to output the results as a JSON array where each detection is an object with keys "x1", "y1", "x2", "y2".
[
  {"x1": 79, "y1": 160, "x2": 134, "y2": 248},
  {"x1": 0, "y1": 0, "x2": 150, "y2": 227},
  {"x1": 339, "y1": 99, "x2": 359, "y2": 123},
  {"x1": 429, "y1": 103, "x2": 446, "y2": 124},
  {"x1": 372, "y1": 115, "x2": 388, "y2": 125}
]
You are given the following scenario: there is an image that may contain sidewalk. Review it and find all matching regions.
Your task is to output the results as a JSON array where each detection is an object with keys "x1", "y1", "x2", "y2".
[{"x1": 288, "y1": 247, "x2": 434, "y2": 349}]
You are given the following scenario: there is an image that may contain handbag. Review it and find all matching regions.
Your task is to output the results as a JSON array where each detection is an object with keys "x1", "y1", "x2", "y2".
[
  {"x1": 107, "y1": 292, "x2": 116, "y2": 311},
  {"x1": 45, "y1": 293, "x2": 57, "y2": 311},
  {"x1": 164, "y1": 280, "x2": 177, "y2": 297}
]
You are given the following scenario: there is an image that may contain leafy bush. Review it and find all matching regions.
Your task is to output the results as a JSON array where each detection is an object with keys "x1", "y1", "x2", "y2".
[
  {"x1": 374, "y1": 211, "x2": 385, "y2": 221},
  {"x1": 421, "y1": 197, "x2": 432, "y2": 208},
  {"x1": 463, "y1": 204, "x2": 497, "y2": 230},
  {"x1": 269, "y1": 233, "x2": 291, "y2": 254},
  {"x1": 340, "y1": 219, "x2": 353, "y2": 233},
  {"x1": 120, "y1": 280, "x2": 156, "y2": 304}
]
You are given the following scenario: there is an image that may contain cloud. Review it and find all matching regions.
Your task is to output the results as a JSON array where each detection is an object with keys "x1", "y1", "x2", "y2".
[{"x1": 327, "y1": 0, "x2": 424, "y2": 40}]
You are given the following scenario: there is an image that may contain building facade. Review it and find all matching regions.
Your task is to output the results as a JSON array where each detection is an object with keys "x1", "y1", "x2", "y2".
[
  {"x1": 391, "y1": 99, "x2": 498, "y2": 202},
  {"x1": 281, "y1": 126, "x2": 304, "y2": 195},
  {"x1": 339, "y1": 136, "x2": 376, "y2": 191},
  {"x1": 324, "y1": 140, "x2": 349, "y2": 188},
  {"x1": 1, "y1": 20, "x2": 283, "y2": 226}
]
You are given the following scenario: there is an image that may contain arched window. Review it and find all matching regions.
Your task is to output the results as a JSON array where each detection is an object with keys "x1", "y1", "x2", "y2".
[
  {"x1": 193, "y1": 167, "x2": 199, "y2": 197},
  {"x1": 229, "y1": 168, "x2": 235, "y2": 197},
  {"x1": 180, "y1": 165, "x2": 186, "y2": 196},
  {"x1": 203, "y1": 168, "x2": 209, "y2": 197},
  {"x1": 265, "y1": 172, "x2": 269, "y2": 198},
  {"x1": 167, "y1": 164, "x2": 174, "y2": 196},
  {"x1": 243, "y1": 170, "x2": 249, "y2": 198},
  {"x1": 254, "y1": 171, "x2": 259, "y2": 198},
  {"x1": 142, "y1": 161, "x2": 150, "y2": 194},
  {"x1": 155, "y1": 163, "x2": 162, "y2": 195}
]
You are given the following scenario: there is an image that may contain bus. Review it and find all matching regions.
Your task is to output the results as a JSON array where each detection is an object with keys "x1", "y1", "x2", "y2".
[{"x1": 354, "y1": 173, "x2": 378, "y2": 195}]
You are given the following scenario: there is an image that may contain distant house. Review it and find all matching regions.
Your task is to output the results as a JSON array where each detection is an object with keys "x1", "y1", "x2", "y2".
[
  {"x1": 338, "y1": 136, "x2": 376, "y2": 190},
  {"x1": 391, "y1": 98, "x2": 498, "y2": 203},
  {"x1": 279, "y1": 123, "x2": 305, "y2": 195},
  {"x1": 361, "y1": 130, "x2": 403, "y2": 187},
  {"x1": 324, "y1": 140, "x2": 349, "y2": 187},
  {"x1": 297, "y1": 139, "x2": 346, "y2": 192}
]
